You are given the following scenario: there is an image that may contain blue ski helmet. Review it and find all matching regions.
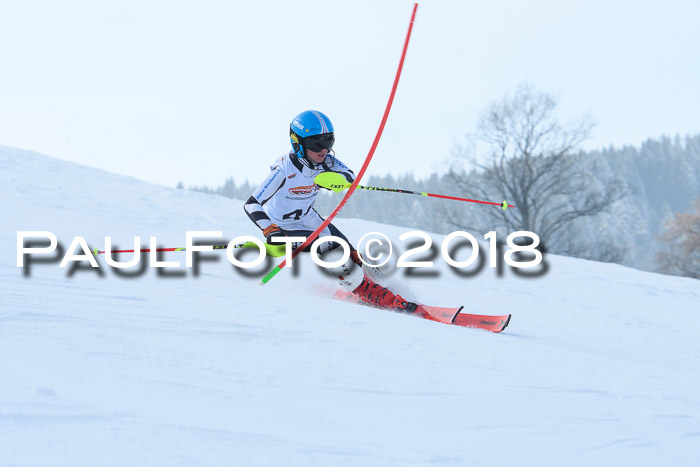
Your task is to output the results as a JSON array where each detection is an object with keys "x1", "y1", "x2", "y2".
[{"x1": 290, "y1": 110, "x2": 335, "y2": 159}]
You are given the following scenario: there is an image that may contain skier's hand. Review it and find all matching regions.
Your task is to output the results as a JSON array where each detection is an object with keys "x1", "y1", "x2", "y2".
[
  {"x1": 350, "y1": 250, "x2": 363, "y2": 265},
  {"x1": 263, "y1": 224, "x2": 287, "y2": 244}
]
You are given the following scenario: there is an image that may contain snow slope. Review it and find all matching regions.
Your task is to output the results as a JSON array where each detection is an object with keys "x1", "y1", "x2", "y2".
[{"x1": 1, "y1": 145, "x2": 699, "y2": 466}]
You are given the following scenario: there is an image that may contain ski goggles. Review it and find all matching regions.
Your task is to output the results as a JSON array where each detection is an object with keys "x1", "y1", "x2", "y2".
[{"x1": 303, "y1": 133, "x2": 335, "y2": 152}]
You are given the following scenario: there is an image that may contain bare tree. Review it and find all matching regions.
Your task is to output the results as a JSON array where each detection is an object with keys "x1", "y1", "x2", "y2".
[
  {"x1": 448, "y1": 84, "x2": 625, "y2": 256},
  {"x1": 657, "y1": 199, "x2": 700, "y2": 279}
]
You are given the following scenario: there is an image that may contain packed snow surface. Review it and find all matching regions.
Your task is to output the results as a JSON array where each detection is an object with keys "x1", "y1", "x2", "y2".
[{"x1": 1, "y1": 145, "x2": 699, "y2": 466}]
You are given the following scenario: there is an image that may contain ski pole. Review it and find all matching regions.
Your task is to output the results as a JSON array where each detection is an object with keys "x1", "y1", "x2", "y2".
[
  {"x1": 314, "y1": 172, "x2": 515, "y2": 210},
  {"x1": 91, "y1": 242, "x2": 286, "y2": 257}
]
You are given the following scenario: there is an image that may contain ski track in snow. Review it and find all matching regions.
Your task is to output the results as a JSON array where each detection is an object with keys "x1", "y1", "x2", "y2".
[{"x1": 1, "y1": 145, "x2": 699, "y2": 466}]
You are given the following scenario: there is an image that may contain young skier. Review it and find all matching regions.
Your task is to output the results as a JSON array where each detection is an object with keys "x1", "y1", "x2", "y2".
[{"x1": 244, "y1": 110, "x2": 416, "y2": 312}]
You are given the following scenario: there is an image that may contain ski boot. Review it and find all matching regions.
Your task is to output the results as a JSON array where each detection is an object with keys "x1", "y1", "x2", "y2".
[{"x1": 351, "y1": 276, "x2": 418, "y2": 313}]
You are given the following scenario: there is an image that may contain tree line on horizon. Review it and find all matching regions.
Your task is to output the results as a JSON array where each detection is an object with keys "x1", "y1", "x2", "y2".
[{"x1": 183, "y1": 86, "x2": 700, "y2": 279}]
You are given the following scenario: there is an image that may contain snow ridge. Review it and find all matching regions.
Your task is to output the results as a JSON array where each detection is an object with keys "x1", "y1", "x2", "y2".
[{"x1": 1, "y1": 145, "x2": 698, "y2": 466}]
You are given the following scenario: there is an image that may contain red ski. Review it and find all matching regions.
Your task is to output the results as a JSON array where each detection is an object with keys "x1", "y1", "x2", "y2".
[{"x1": 333, "y1": 290, "x2": 511, "y2": 333}]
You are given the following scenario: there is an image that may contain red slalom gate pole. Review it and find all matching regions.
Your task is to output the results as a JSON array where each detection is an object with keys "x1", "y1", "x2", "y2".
[{"x1": 261, "y1": 3, "x2": 419, "y2": 284}]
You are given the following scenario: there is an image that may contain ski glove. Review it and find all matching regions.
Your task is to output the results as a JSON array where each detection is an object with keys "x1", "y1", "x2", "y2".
[
  {"x1": 350, "y1": 250, "x2": 362, "y2": 265},
  {"x1": 263, "y1": 224, "x2": 287, "y2": 244}
]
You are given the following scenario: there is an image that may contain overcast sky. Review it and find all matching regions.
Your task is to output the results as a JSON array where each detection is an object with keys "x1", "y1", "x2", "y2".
[{"x1": 1, "y1": 0, "x2": 698, "y2": 188}]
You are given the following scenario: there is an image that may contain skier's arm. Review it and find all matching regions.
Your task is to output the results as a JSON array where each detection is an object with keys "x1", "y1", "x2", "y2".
[
  {"x1": 244, "y1": 166, "x2": 286, "y2": 234},
  {"x1": 322, "y1": 157, "x2": 354, "y2": 185}
]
